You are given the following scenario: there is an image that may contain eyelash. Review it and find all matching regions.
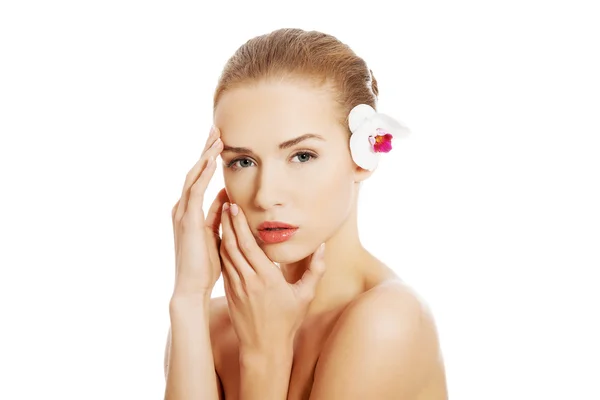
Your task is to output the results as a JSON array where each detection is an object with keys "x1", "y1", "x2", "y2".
[{"x1": 226, "y1": 151, "x2": 318, "y2": 171}]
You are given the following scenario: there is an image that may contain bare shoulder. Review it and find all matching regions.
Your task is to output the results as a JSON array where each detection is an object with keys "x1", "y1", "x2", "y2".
[
  {"x1": 334, "y1": 279, "x2": 439, "y2": 349},
  {"x1": 351, "y1": 279, "x2": 435, "y2": 326},
  {"x1": 310, "y1": 279, "x2": 447, "y2": 399}
]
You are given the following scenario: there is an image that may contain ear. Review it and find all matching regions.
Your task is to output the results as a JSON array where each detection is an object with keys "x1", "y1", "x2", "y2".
[{"x1": 353, "y1": 163, "x2": 376, "y2": 183}]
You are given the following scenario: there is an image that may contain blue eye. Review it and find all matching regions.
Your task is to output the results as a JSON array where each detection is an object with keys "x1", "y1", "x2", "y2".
[
  {"x1": 291, "y1": 151, "x2": 317, "y2": 163},
  {"x1": 226, "y1": 151, "x2": 318, "y2": 171},
  {"x1": 227, "y1": 158, "x2": 256, "y2": 170}
]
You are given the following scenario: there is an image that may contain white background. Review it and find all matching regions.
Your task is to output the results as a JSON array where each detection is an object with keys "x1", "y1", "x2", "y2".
[{"x1": 1, "y1": 0, "x2": 599, "y2": 399}]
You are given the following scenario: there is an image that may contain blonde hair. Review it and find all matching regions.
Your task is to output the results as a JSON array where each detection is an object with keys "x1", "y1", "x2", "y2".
[{"x1": 213, "y1": 28, "x2": 379, "y2": 130}]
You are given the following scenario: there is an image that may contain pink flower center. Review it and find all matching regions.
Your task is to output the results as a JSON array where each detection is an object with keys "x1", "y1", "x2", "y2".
[{"x1": 370, "y1": 128, "x2": 393, "y2": 153}]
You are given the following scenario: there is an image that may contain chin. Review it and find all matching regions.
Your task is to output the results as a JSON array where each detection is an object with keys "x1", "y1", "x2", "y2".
[{"x1": 260, "y1": 241, "x2": 315, "y2": 265}]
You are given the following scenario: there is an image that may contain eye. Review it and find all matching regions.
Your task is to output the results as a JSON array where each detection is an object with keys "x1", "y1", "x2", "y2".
[
  {"x1": 291, "y1": 151, "x2": 317, "y2": 163},
  {"x1": 226, "y1": 157, "x2": 256, "y2": 170}
]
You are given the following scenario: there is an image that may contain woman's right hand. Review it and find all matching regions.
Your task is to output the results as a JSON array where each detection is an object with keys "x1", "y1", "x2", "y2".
[{"x1": 170, "y1": 126, "x2": 228, "y2": 300}]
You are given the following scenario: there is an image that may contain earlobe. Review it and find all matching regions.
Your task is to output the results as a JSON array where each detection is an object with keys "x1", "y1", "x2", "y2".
[{"x1": 353, "y1": 164, "x2": 375, "y2": 183}]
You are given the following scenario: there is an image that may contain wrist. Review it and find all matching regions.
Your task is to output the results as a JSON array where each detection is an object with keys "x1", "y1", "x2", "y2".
[
  {"x1": 238, "y1": 342, "x2": 294, "y2": 400},
  {"x1": 239, "y1": 341, "x2": 294, "y2": 368},
  {"x1": 169, "y1": 292, "x2": 211, "y2": 315}
]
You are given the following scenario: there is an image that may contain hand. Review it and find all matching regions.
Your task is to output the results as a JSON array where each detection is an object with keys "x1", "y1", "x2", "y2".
[
  {"x1": 171, "y1": 126, "x2": 229, "y2": 299},
  {"x1": 219, "y1": 202, "x2": 327, "y2": 352}
]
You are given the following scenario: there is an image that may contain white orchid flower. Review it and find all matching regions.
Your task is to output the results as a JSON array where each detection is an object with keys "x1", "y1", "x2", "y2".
[{"x1": 348, "y1": 104, "x2": 411, "y2": 171}]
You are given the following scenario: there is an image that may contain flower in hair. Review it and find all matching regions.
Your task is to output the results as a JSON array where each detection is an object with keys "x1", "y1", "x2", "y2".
[{"x1": 348, "y1": 104, "x2": 410, "y2": 171}]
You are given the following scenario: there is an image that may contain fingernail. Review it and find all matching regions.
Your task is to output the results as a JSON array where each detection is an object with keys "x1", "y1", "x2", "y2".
[
  {"x1": 319, "y1": 243, "x2": 326, "y2": 256},
  {"x1": 211, "y1": 138, "x2": 221, "y2": 148},
  {"x1": 230, "y1": 203, "x2": 239, "y2": 216},
  {"x1": 210, "y1": 126, "x2": 216, "y2": 136},
  {"x1": 223, "y1": 202, "x2": 230, "y2": 211}
]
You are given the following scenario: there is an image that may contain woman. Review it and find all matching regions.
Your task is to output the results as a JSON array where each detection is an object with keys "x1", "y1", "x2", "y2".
[{"x1": 164, "y1": 28, "x2": 448, "y2": 399}]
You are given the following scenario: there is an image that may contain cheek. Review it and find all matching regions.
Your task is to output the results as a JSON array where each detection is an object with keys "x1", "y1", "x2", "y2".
[
  {"x1": 222, "y1": 172, "x2": 250, "y2": 205},
  {"x1": 306, "y1": 165, "x2": 354, "y2": 222}
]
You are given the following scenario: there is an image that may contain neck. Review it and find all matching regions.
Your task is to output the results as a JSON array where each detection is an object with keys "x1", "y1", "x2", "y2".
[{"x1": 279, "y1": 204, "x2": 371, "y2": 316}]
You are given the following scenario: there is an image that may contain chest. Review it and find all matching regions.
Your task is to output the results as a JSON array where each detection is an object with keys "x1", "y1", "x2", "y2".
[{"x1": 214, "y1": 309, "x2": 343, "y2": 400}]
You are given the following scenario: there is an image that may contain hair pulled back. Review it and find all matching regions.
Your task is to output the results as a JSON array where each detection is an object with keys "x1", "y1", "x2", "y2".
[{"x1": 213, "y1": 28, "x2": 379, "y2": 130}]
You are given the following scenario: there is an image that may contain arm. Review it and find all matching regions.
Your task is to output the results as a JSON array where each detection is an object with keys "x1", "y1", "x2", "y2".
[
  {"x1": 164, "y1": 295, "x2": 222, "y2": 400},
  {"x1": 309, "y1": 283, "x2": 445, "y2": 399},
  {"x1": 238, "y1": 342, "x2": 294, "y2": 400}
]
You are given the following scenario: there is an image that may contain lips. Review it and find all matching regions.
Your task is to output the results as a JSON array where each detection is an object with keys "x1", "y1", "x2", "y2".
[
  {"x1": 257, "y1": 221, "x2": 298, "y2": 244},
  {"x1": 258, "y1": 221, "x2": 298, "y2": 230}
]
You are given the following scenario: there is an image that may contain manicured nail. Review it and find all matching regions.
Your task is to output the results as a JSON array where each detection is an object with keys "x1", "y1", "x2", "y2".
[
  {"x1": 211, "y1": 138, "x2": 221, "y2": 148},
  {"x1": 223, "y1": 202, "x2": 230, "y2": 211},
  {"x1": 230, "y1": 203, "x2": 239, "y2": 216}
]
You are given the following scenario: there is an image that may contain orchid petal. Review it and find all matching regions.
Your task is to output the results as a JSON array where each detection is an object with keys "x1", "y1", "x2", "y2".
[
  {"x1": 348, "y1": 104, "x2": 376, "y2": 133},
  {"x1": 375, "y1": 113, "x2": 411, "y2": 138},
  {"x1": 350, "y1": 119, "x2": 380, "y2": 171}
]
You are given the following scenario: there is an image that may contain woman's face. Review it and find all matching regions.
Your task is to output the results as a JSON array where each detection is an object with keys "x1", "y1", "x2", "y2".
[{"x1": 214, "y1": 79, "x2": 358, "y2": 263}]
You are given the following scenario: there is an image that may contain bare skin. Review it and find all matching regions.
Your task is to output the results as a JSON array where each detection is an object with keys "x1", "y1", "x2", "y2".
[
  {"x1": 207, "y1": 266, "x2": 447, "y2": 400},
  {"x1": 164, "y1": 79, "x2": 448, "y2": 399},
  {"x1": 166, "y1": 245, "x2": 448, "y2": 399}
]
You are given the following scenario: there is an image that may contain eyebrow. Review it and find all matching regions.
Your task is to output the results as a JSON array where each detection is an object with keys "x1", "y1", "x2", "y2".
[{"x1": 222, "y1": 133, "x2": 325, "y2": 154}]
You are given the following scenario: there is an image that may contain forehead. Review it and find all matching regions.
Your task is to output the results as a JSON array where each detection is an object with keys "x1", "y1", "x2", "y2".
[{"x1": 214, "y1": 79, "x2": 345, "y2": 141}]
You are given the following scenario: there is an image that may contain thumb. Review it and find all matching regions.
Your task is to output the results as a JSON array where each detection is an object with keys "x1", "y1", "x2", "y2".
[{"x1": 294, "y1": 243, "x2": 327, "y2": 301}]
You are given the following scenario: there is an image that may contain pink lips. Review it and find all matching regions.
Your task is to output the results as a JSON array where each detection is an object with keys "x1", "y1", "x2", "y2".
[{"x1": 257, "y1": 221, "x2": 298, "y2": 244}]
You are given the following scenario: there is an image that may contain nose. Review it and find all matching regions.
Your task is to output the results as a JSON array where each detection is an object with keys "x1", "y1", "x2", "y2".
[{"x1": 253, "y1": 163, "x2": 285, "y2": 210}]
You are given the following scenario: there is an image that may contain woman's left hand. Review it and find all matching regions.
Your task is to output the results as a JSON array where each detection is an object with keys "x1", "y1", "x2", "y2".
[{"x1": 219, "y1": 202, "x2": 326, "y2": 354}]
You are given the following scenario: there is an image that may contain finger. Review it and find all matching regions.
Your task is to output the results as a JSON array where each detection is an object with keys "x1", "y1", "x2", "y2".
[
  {"x1": 174, "y1": 127, "x2": 223, "y2": 221},
  {"x1": 221, "y1": 202, "x2": 256, "y2": 283},
  {"x1": 176, "y1": 139, "x2": 223, "y2": 222},
  {"x1": 220, "y1": 233, "x2": 243, "y2": 294},
  {"x1": 179, "y1": 133, "x2": 223, "y2": 217},
  {"x1": 186, "y1": 154, "x2": 218, "y2": 222},
  {"x1": 204, "y1": 188, "x2": 229, "y2": 272},
  {"x1": 171, "y1": 199, "x2": 180, "y2": 221},
  {"x1": 294, "y1": 243, "x2": 327, "y2": 301},
  {"x1": 201, "y1": 125, "x2": 219, "y2": 153},
  {"x1": 221, "y1": 261, "x2": 234, "y2": 300},
  {"x1": 228, "y1": 203, "x2": 279, "y2": 278},
  {"x1": 180, "y1": 126, "x2": 219, "y2": 202},
  {"x1": 205, "y1": 188, "x2": 230, "y2": 237},
  {"x1": 171, "y1": 199, "x2": 180, "y2": 250}
]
